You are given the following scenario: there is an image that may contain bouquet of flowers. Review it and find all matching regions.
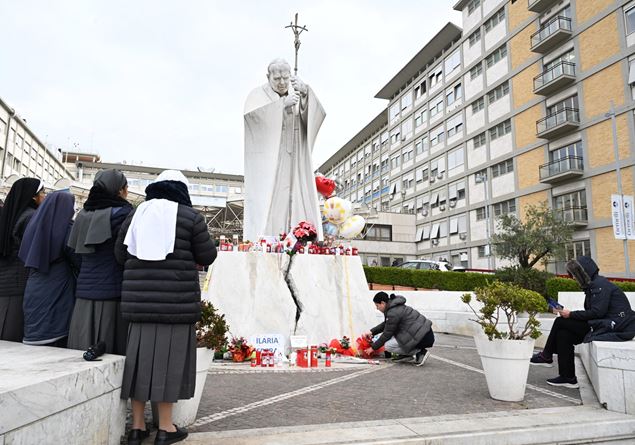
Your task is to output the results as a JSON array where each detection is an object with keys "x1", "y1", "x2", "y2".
[
  {"x1": 288, "y1": 221, "x2": 318, "y2": 255},
  {"x1": 228, "y1": 336, "x2": 253, "y2": 361}
]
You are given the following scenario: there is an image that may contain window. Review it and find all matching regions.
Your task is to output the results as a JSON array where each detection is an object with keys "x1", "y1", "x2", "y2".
[
  {"x1": 429, "y1": 64, "x2": 443, "y2": 88},
  {"x1": 381, "y1": 158, "x2": 389, "y2": 172},
  {"x1": 545, "y1": 49, "x2": 575, "y2": 72},
  {"x1": 415, "y1": 135, "x2": 429, "y2": 156},
  {"x1": 390, "y1": 155, "x2": 400, "y2": 170},
  {"x1": 549, "y1": 141, "x2": 583, "y2": 163},
  {"x1": 414, "y1": 80, "x2": 427, "y2": 99},
  {"x1": 448, "y1": 180, "x2": 466, "y2": 201},
  {"x1": 390, "y1": 128, "x2": 401, "y2": 144},
  {"x1": 478, "y1": 245, "x2": 488, "y2": 258},
  {"x1": 401, "y1": 92, "x2": 412, "y2": 110},
  {"x1": 564, "y1": 240, "x2": 591, "y2": 262},
  {"x1": 547, "y1": 95, "x2": 579, "y2": 115},
  {"x1": 446, "y1": 114, "x2": 464, "y2": 138},
  {"x1": 414, "y1": 108, "x2": 427, "y2": 127},
  {"x1": 470, "y1": 63, "x2": 483, "y2": 80},
  {"x1": 489, "y1": 119, "x2": 512, "y2": 140},
  {"x1": 485, "y1": 45, "x2": 507, "y2": 68},
  {"x1": 421, "y1": 167, "x2": 429, "y2": 182},
  {"x1": 487, "y1": 81, "x2": 509, "y2": 103},
  {"x1": 493, "y1": 199, "x2": 516, "y2": 216},
  {"x1": 467, "y1": 0, "x2": 480, "y2": 15},
  {"x1": 484, "y1": 7, "x2": 505, "y2": 33},
  {"x1": 389, "y1": 103, "x2": 400, "y2": 122},
  {"x1": 430, "y1": 125, "x2": 445, "y2": 147},
  {"x1": 469, "y1": 29, "x2": 481, "y2": 47},
  {"x1": 450, "y1": 214, "x2": 467, "y2": 234},
  {"x1": 554, "y1": 190, "x2": 587, "y2": 211},
  {"x1": 402, "y1": 146, "x2": 414, "y2": 163},
  {"x1": 471, "y1": 97, "x2": 485, "y2": 113},
  {"x1": 430, "y1": 94, "x2": 444, "y2": 117},
  {"x1": 363, "y1": 224, "x2": 392, "y2": 241},
  {"x1": 402, "y1": 174, "x2": 414, "y2": 190},
  {"x1": 447, "y1": 146, "x2": 465, "y2": 169},
  {"x1": 473, "y1": 132, "x2": 486, "y2": 148},
  {"x1": 445, "y1": 49, "x2": 461, "y2": 75},
  {"x1": 402, "y1": 120, "x2": 413, "y2": 139},
  {"x1": 446, "y1": 83, "x2": 463, "y2": 106},
  {"x1": 626, "y1": 6, "x2": 635, "y2": 35},
  {"x1": 381, "y1": 131, "x2": 389, "y2": 146},
  {"x1": 475, "y1": 207, "x2": 486, "y2": 220},
  {"x1": 491, "y1": 158, "x2": 514, "y2": 177}
]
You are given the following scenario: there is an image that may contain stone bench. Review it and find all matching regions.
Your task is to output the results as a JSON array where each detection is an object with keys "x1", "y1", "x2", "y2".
[
  {"x1": 0, "y1": 341, "x2": 126, "y2": 444},
  {"x1": 559, "y1": 292, "x2": 635, "y2": 415}
]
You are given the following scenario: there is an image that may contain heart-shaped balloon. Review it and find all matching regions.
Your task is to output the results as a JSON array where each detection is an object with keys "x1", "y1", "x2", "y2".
[
  {"x1": 315, "y1": 175, "x2": 337, "y2": 198},
  {"x1": 339, "y1": 215, "x2": 366, "y2": 239}
]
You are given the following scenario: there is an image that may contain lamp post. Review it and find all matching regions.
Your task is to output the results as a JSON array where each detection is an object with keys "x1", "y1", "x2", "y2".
[{"x1": 475, "y1": 172, "x2": 493, "y2": 271}]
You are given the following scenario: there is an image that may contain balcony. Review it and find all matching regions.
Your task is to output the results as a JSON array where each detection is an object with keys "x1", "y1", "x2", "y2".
[
  {"x1": 536, "y1": 108, "x2": 580, "y2": 139},
  {"x1": 528, "y1": 0, "x2": 555, "y2": 13},
  {"x1": 531, "y1": 16, "x2": 572, "y2": 53},
  {"x1": 555, "y1": 206, "x2": 588, "y2": 226},
  {"x1": 539, "y1": 156, "x2": 584, "y2": 183},
  {"x1": 534, "y1": 62, "x2": 576, "y2": 95}
]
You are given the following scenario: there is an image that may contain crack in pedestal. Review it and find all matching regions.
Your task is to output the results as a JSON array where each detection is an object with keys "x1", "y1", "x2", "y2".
[{"x1": 283, "y1": 254, "x2": 303, "y2": 334}]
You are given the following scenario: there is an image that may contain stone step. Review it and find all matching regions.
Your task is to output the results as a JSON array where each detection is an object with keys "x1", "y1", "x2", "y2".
[{"x1": 182, "y1": 406, "x2": 635, "y2": 445}]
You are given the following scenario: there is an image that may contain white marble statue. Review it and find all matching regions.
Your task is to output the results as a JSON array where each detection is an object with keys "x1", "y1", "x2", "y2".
[{"x1": 243, "y1": 58, "x2": 325, "y2": 242}]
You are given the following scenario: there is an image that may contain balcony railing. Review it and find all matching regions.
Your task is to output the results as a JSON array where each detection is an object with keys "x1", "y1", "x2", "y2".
[
  {"x1": 531, "y1": 16, "x2": 572, "y2": 53},
  {"x1": 539, "y1": 156, "x2": 584, "y2": 183},
  {"x1": 536, "y1": 107, "x2": 580, "y2": 138},
  {"x1": 533, "y1": 61, "x2": 576, "y2": 95},
  {"x1": 555, "y1": 206, "x2": 588, "y2": 225},
  {"x1": 528, "y1": 0, "x2": 555, "y2": 13}
]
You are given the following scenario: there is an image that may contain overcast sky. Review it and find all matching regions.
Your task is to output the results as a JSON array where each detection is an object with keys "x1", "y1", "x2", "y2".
[{"x1": 0, "y1": 1, "x2": 461, "y2": 176}]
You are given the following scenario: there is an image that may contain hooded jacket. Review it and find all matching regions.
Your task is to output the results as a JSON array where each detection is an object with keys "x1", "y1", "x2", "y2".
[
  {"x1": 370, "y1": 295, "x2": 432, "y2": 352},
  {"x1": 567, "y1": 256, "x2": 635, "y2": 342}
]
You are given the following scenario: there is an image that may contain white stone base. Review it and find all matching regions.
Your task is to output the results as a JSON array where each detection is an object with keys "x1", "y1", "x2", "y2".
[
  {"x1": 203, "y1": 252, "x2": 381, "y2": 347},
  {"x1": 0, "y1": 341, "x2": 126, "y2": 445}
]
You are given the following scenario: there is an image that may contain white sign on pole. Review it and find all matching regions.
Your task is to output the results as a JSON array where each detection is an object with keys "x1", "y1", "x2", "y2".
[
  {"x1": 624, "y1": 195, "x2": 635, "y2": 240},
  {"x1": 612, "y1": 194, "x2": 626, "y2": 240}
]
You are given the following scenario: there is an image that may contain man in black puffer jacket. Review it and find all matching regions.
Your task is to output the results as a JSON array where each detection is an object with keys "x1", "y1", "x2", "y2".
[
  {"x1": 530, "y1": 256, "x2": 635, "y2": 389},
  {"x1": 362, "y1": 292, "x2": 434, "y2": 366}
]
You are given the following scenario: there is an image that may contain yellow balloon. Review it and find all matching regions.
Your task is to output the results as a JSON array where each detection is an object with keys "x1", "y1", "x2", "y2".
[
  {"x1": 323, "y1": 197, "x2": 352, "y2": 225},
  {"x1": 339, "y1": 215, "x2": 366, "y2": 239}
]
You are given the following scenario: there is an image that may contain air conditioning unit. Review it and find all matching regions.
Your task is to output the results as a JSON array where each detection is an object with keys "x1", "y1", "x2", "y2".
[
  {"x1": 431, "y1": 238, "x2": 440, "y2": 246},
  {"x1": 422, "y1": 208, "x2": 429, "y2": 217},
  {"x1": 437, "y1": 172, "x2": 444, "y2": 180},
  {"x1": 449, "y1": 199, "x2": 457, "y2": 208},
  {"x1": 439, "y1": 204, "x2": 446, "y2": 211},
  {"x1": 401, "y1": 134, "x2": 407, "y2": 141},
  {"x1": 459, "y1": 232, "x2": 467, "y2": 241},
  {"x1": 429, "y1": 176, "x2": 436, "y2": 183}
]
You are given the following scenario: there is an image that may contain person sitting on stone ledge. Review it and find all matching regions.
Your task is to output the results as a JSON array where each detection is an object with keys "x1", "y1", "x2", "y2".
[
  {"x1": 115, "y1": 170, "x2": 217, "y2": 445},
  {"x1": 530, "y1": 256, "x2": 635, "y2": 389},
  {"x1": 362, "y1": 291, "x2": 435, "y2": 366}
]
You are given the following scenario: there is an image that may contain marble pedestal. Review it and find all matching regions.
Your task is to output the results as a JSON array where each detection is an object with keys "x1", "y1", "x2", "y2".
[
  {"x1": 0, "y1": 341, "x2": 126, "y2": 445},
  {"x1": 203, "y1": 252, "x2": 381, "y2": 346}
]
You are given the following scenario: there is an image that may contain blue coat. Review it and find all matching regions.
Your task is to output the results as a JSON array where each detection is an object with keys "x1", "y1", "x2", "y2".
[{"x1": 75, "y1": 206, "x2": 131, "y2": 301}]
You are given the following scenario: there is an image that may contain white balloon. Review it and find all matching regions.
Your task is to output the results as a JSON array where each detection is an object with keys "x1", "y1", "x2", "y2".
[
  {"x1": 339, "y1": 215, "x2": 366, "y2": 239},
  {"x1": 322, "y1": 197, "x2": 352, "y2": 225}
]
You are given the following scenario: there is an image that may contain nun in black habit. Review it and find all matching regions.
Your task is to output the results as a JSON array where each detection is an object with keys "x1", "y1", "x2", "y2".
[
  {"x1": 0, "y1": 177, "x2": 45, "y2": 341},
  {"x1": 67, "y1": 169, "x2": 132, "y2": 355},
  {"x1": 19, "y1": 190, "x2": 78, "y2": 347}
]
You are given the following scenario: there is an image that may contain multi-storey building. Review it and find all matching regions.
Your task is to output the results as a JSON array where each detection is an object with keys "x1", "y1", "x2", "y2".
[
  {"x1": 320, "y1": 0, "x2": 635, "y2": 277},
  {"x1": 0, "y1": 96, "x2": 74, "y2": 188}
]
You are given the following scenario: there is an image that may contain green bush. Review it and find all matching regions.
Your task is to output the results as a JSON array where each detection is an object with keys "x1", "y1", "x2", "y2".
[
  {"x1": 546, "y1": 276, "x2": 635, "y2": 300},
  {"x1": 363, "y1": 266, "x2": 491, "y2": 291},
  {"x1": 494, "y1": 266, "x2": 554, "y2": 297}
]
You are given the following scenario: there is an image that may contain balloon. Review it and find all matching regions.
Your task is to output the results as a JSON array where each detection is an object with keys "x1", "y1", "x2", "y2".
[
  {"x1": 315, "y1": 175, "x2": 337, "y2": 198},
  {"x1": 322, "y1": 197, "x2": 352, "y2": 225},
  {"x1": 323, "y1": 222, "x2": 339, "y2": 237},
  {"x1": 339, "y1": 215, "x2": 366, "y2": 239}
]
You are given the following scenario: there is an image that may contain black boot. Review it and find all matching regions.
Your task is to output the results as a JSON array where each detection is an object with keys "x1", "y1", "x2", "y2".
[
  {"x1": 127, "y1": 429, "x2": 150, "y2": 445},
  {"x1": 154, "y1": 425, "x2": 188, "y2": 445}
]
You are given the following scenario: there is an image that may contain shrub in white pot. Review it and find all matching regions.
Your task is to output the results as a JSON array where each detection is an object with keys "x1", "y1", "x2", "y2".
[{"x1": 462, "y1": 281, "x2": 547, "y2": 402}]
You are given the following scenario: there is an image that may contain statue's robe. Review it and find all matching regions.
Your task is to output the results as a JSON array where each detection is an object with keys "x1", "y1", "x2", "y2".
[{"x1": 243, "y1": 83, "x2": 325, "y2": 241}]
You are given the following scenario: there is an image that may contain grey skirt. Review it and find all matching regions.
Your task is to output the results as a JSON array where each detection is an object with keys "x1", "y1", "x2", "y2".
[
  {"x1": 67, "y1": 298, "x2": 128, "y2": 355},
  {"x1": 120, "y1": 322, "x2": 196, "y2": 403},
  {"x1": 0, "y1": 296, "x2": 23, "y2": 342}
]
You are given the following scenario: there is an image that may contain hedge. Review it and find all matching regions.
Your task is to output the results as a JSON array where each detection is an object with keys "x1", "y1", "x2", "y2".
[
  {"x1": 546, "y1": 277, "x2": 635, "y2": 300},
  {"x1": 363, "y1": 266, "x2": 491, "y2": 291}
]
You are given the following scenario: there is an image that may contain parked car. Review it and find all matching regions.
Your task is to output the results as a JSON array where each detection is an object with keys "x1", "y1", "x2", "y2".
[{"x1": 398, "y1": 259, "x2": 465, "y2": 272}]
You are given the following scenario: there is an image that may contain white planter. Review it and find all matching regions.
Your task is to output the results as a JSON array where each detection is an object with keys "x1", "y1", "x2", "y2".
[
  {"x1": 474, "y1": 335, "x2": 535, "y2": 402},
  {"x1": 172, "y1": 347, "x2": 214, "y2": 426}
]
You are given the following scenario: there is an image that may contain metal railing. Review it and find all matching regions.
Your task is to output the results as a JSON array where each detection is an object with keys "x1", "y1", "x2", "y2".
[
  {"x1": 531, "y1": 16, "x2": 572, "y2": 48},
  {"x1": 534, "y1": 61, "x2": 575, "y2": 90},
  {"x1": 536, "y1": 107, "x2": 579, "y2": 134},
  {"x1": 539, "y1": 155, "x2": 583, "y2": 180},
  {"x1": 554, "y1": 206, "x2": 588, "y2": 223}
]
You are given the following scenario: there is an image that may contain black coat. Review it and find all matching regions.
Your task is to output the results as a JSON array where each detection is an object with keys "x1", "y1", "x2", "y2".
[
  {"x1": 114, "y1": 204, "x2": 216, "y2": 324},
  {"x1": 568, "y1": 256, "x2": 635, "y2": 342},
  {"x1": 0, "y1": 207, "x2": 35, "y2": 300},
  {"x1": 370, "y1": 295, "x2": 432, "y2": 352},
  {"x1": 75, "y1": 206, "x2": 132, "y2": 301}
]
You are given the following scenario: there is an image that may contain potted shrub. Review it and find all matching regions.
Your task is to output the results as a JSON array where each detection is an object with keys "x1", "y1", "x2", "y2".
[
  {"x1": 171, "y1": 300, "x2": 229, "y2": 426},
  {"x1": 462, "y1": 281, "x2": 547, "y2": 402}
]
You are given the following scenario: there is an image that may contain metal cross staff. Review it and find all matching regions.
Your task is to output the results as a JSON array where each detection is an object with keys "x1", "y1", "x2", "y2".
[{"x1": 285, "y1": 13, "x2": 308, "y2": 75}]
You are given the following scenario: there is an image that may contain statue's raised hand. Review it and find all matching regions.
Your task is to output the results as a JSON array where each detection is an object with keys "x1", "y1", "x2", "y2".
[
  {"x1": 284, "y1": 91, "x2": 300, "y2": 110},
  {"x1": 290, "y1": 76, "x2": 308, "y2": 96}
]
